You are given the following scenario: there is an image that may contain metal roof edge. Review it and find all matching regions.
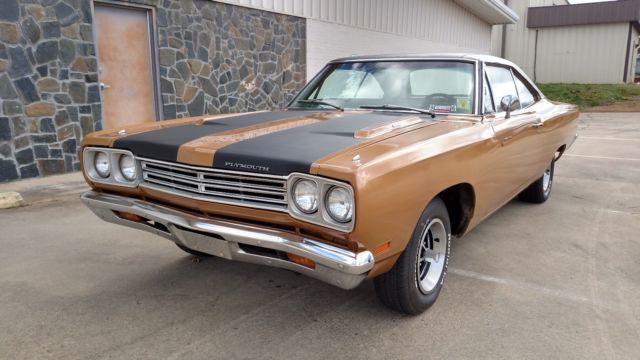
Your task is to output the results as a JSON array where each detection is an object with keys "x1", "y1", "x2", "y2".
[{"x1": 454, "y1": 0, "x2": 520, "y2": 25}]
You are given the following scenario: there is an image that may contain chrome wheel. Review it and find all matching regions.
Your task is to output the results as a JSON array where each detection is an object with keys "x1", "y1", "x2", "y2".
[
  {"x1": 542, "y1": 164, "x2": 552, "y2": 193},
  {"x1": 416, "y1": 218, "x2": 448, "y2": 293},
  {"x1": 374, "y1": 198, "x2": 450, "y2": 314}
]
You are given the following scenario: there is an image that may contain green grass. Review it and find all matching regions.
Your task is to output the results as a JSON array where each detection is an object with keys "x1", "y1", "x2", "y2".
[{"x1": 537, "y1": 83, "x2": 640, "y2": 108}]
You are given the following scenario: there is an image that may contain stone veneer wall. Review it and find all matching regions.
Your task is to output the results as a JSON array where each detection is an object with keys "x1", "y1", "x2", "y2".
[{"x1": 0, "y1": 0, "x2": 306, "y2": 182}]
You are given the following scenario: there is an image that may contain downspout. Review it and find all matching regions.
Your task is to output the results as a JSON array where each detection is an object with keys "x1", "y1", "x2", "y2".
[
  {"x1": 500, "y1": 0, "x2": 509, "y2": 58},
  {"x1": 533, "y1": 29, "x2": 539, "y2": 83},
  {"x1": 623, "y1": 23, "x2": 633, "y2": 83}
]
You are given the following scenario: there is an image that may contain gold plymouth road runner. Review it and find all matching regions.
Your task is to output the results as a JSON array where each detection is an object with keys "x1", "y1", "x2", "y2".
[{"x1": 81, "y1": 54, "x2": 579, "y2": 314}]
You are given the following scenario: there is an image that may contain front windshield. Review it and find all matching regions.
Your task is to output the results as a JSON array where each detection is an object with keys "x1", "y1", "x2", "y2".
[{"x1": 290, "y1": 61, "x2": 476, "y2": 114}]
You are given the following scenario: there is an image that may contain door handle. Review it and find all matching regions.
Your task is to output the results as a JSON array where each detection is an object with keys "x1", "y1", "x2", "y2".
[
  {"x1": 99, "y1": 82, "x2": 111, "y2": 91},
  {"x1": 530, "y1": 122, "x2": 543, "y2": 129}
]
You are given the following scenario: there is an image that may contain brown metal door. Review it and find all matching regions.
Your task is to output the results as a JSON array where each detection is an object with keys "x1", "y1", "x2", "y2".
[
  {"x1": 490, "y1": 111, "x2": 545, "y2": 191},
  {"x1": 94, "y1": 3, "x2": 157, "y2": 130}
]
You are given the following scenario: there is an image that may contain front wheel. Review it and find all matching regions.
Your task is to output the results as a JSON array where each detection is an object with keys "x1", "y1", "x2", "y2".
[
  {"x1": 374, "y1": 197, "x2": 451, "y2": 315},
  {"x1": 518, "y1": 160, "x2": 555, "y2": 203}
]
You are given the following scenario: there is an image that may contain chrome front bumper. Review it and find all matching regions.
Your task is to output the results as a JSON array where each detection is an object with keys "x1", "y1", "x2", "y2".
[{"x1": 81, "y1": 191, "x2": 374, "y2": 289}]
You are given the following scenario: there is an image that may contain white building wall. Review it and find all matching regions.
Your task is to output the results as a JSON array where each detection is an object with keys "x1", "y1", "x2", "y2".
[
  {"x1": 491, "y1": 0, "x2": 635, "y2": 83},
  {"x1": 217, "y1": 0, "x2": 495, "y2": 80},
  {"x1": 305, "y1": 19, "x2": 485, "y2": 79},
  {"x1": 535, "y1": 23, "x2": 629, "y2": 83},
  {"x1": 217, "y1": 0, "x2": 491, "y2": 51},
  {"x1": 218, "y1": 0, "x2": 493, "y2": 77},
  {"x1": 491, "y1": 0, "x2": 567, "y2": 71}
]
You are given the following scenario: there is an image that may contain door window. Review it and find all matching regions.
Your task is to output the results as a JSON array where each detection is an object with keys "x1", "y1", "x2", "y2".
[
  {"x1": 485, "y1": 66, "x2": 519, "y2": 112},
  {"x1": 483, "y1": 74, "x2": 495, "y2": 113},
  {"x1": 513, "y1": 75, "x2": 535, "y2": 108}
]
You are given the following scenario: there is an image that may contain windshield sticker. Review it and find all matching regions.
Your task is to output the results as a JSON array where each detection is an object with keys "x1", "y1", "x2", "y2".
[
  {"x1": 429, "y1": 104, "x2": 456, "y2": 113},
  {"x1": 456, "y1": 98, "x2": 471, "y2": 111}
]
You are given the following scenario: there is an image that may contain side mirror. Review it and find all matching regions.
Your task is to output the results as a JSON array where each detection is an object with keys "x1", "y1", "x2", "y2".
[{"x1": 500, "y1": 95, "x2": 520, "y2": 119}]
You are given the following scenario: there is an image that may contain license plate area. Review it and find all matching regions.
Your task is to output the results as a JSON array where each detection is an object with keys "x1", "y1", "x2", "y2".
[{"x1": 171, "y1": 226, "x2": 232, "y2": 259}]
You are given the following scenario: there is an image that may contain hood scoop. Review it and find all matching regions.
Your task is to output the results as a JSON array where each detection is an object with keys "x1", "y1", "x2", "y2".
[{"x1": 354, "y1": 116, "x2": 424, "y2": 139}]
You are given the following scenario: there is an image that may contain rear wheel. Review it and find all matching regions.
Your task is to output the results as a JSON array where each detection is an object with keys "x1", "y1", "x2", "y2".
[
  {"x1": 374, "y1": 197, "x2": 451, "y2": 315},
  {"x1": 175, "y1": 243, "x2": 212, "y2": 257},
  {"x1": 518, "y1": 160, "x2": 554, "y2": 203}
]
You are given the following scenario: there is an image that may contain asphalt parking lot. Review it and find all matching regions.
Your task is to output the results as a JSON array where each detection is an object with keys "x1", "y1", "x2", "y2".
[{"x1": 1, "y1": 112, "x2": 639, "y2": 359}]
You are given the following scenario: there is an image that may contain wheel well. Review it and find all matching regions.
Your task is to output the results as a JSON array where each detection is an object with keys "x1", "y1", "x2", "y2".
[
  {"x1": 555, "y1": 145, "x2": 567, "y2": 161},
  {"x1": 437, "y1": 183, "x2": 475, "y2": 237}
]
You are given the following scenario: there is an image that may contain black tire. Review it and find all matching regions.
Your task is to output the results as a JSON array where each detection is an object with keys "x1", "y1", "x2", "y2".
[
  {"x1": 374, "y1": 197, "x2": 451, "y2": 315},
  {"x1": 518, "y1": 160, "x2": 555, "y2": 204},
  {"x1": 175, "y1": 243, "x2": 212, "y2": 257}
]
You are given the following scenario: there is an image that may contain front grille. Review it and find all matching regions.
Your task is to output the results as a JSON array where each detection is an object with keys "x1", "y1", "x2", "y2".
[{"x1": 139, "y1": 158, "x2": 288, "y2": 211}]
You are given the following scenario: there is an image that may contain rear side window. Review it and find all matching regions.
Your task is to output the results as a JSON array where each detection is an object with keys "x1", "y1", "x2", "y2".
[
  {"x1": 485, "y1": 66, "x2": 519, "y2": 112},
  {"x1": 513, "y1": 75, "x2": 536, "y2": 108}
]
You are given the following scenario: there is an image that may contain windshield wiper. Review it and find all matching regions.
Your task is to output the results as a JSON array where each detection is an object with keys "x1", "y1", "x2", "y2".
[
  {"x1": 360, "y1": 104, "x2": 435, "y2": 118},
  {"x1": 296, "y1": 99, "x2": 344, "y2": 111}
]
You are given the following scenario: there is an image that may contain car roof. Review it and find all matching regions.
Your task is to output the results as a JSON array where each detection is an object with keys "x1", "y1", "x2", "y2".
[{"x1": 328, "y1": 53, "x2": 515, "y2": 66}]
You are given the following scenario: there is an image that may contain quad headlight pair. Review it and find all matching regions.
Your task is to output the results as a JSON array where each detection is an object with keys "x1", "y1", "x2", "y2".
[
  {"x1": 293, "y1": 179, "x2": 353, "y2": 222},
  {"x1": 289, "y1": 174, "x2": 355, "y2": 231},
  {"x1": 83, "y1": 148, "x2": 138, "y2": 186}
]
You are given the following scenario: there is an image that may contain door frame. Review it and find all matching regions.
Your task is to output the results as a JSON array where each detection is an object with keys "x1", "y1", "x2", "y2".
[{"x1": 91, "y1": 0, "x2": 163, "y2": 126}]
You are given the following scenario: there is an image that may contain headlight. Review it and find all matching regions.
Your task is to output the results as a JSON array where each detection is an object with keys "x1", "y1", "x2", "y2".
[
  {"x1": 293, "y1": 179, "x2": 318, "y2": 213},
  {"x1": 94, "y1": 152, "x2": 110, "y2": 178},
  {"x1": 286, "y1": 174, "x2": 354, "y2": 232},
  {"x1": 84, "y1": 148, "x2": 138, "y2": 187},
  {"x1": 325, "y1": 186, "x2": 353, "y2": 223},
  {"x1": 119, "y1": 154, "x2": 136, "y2": 181}
]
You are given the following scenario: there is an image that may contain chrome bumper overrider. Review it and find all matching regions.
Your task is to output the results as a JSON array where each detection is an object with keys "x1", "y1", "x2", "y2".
[{"x1": 81, "y1": 191, "x2": 374, "y2": 289}]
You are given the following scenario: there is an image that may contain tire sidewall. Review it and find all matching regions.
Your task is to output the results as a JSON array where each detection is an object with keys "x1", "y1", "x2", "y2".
[{"x1": 404, "y1": 198, "x2": 452, "y2": 311}]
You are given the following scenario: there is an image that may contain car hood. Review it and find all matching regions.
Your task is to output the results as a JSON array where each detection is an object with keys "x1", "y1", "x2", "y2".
[{"x1": 89, "y1": 109, "x2": 476, "y2": 176}]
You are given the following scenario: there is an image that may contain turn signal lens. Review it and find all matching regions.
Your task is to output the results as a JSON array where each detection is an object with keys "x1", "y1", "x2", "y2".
[
  {"x1": 114, "y1": 211, "x2": 144, "y2": 223},
  {"x1": 286, "y1": 253, "x2": 316, "y2": 269},
  {"x1": 373, "y1": 241, "x2": 391, "y2": 255}
]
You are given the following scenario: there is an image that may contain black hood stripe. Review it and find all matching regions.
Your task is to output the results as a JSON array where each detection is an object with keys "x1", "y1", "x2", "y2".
[
  {"x1": 113, "y1": 111, "x2": 326, "y2": 162},
  {"x1": 213, "y1": 112, "x2": 414, "y2": 175}
]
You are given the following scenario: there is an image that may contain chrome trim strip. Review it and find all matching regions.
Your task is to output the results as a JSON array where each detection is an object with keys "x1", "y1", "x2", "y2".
[
  {"x1": 328, "y1": 56, "x2": 480, "y2": 63},
  {"x1": 81, "y1": 191, "x2": 373, "y2": 290}
]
